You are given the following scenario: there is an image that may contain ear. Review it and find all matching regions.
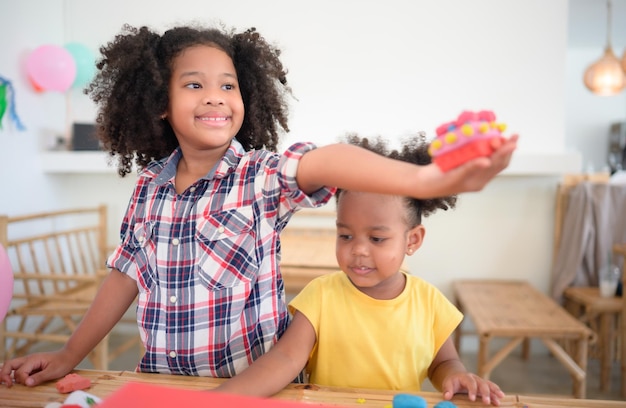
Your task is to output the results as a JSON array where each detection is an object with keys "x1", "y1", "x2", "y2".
[{"x1": 406, "y1": 224, "x2": 425, "y2": 256}]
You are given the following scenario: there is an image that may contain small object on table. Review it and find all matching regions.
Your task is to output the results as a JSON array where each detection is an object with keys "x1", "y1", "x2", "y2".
[
  {"x1": 428, "y1": 110, "x2": 507, "y2": 172},
  {"x1": 392, "y1": 393, "x2": 427, "y2": 408},
  {"x1": 434, "y1": 401, "x2": 458, "y2": 408},
  {"x1": 44, "y1": 390, "x2": 102, "y2": 408},
  {"x1": 55, "y1": 373, "x2": 92, "y2": 394}
]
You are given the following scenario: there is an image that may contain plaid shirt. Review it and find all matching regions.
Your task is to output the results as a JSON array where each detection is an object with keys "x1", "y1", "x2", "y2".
[{"x1": 107, "y1": 140, "x2": 335, "y2": 377}]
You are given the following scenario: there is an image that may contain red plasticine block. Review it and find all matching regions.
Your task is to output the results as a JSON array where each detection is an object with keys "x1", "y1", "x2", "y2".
[
  {"x1": 428, "y1": 110, "x2": 506, "y2": 172},
  {"x1": 56, "y1": 373, "x2": 92, "y2": 394},
  {"x1": 98, "y1": 382, "x2": 339, "y2": 408},
  {"x1": 433, "y1": 138, "x2": 500, "y2": 172}
]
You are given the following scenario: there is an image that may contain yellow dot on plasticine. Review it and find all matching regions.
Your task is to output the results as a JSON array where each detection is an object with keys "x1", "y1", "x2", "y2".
[
  {"x1": 497, "y1": 123, "x2": 507, "y2": 132},
  {"x1": 461, "y1": 124, "x2": 474, "y2": 136},
  {"x1": 356, "y1": 397, "x2": 366, "y2": 403},
  {"x1": 444, "y1": 133, "x2": 457, "y2": 144},
  {"x1": 478, "y1": 123, "x2": 489, "y2": 133}
]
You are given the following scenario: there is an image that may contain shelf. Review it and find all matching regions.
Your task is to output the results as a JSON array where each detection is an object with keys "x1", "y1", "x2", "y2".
[
  {"x1": 40, "y1": 151, "x2": 582, "y2": 176},
  {"x1": 40, "y1": 151, "x2": 118, "y2": 174},
  {"x1": 501, "y1": 151, "x2": 582, "y2": 176}
]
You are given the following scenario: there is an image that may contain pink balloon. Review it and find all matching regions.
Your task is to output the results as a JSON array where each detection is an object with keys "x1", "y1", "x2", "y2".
[
  {"x1": 26, "y1": 44, "x2": 77, "y2": 92},
  {"x1": 0, "y1": 244, "x2": 13, "y2": 323}
]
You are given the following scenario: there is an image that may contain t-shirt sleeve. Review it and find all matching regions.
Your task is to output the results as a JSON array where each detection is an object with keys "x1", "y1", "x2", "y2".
[
  {"x1": 429, "y1": 286, "x2": 463, "y2": 356},
  {"x1": 288, "y1": 277, "x2": 324, "y2": 336}
]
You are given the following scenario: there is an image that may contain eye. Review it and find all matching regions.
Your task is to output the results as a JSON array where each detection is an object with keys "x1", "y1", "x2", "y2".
[
  {"x1": 370, "y1": 236, "x2": 386, "y2": 243},
  {"x1": 185, "y1": 82, "x2": 202, "y2": 89},
  {"x1": 338, "y1": 234, "x2": 352, "y2": 241},
  {"x1": 222, "y1": 83, "x2": 235, "y2": 91}
]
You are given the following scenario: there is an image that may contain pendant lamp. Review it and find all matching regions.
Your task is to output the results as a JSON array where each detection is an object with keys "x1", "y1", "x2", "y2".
[{"x1": 583, "y1": 0, "x2": 626, "y2": 96}]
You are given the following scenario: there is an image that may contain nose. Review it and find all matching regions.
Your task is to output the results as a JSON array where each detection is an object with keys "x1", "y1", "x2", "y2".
[
  {"x1": 350, "y1": 239, "x2": 369, "y2": 256},
  {"x1": 202, "y1": 89, "x2": 224, "y2": 105}
]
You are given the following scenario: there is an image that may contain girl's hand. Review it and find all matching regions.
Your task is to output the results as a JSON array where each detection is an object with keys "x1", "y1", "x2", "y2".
[
  {"x1": 440, "y1": 371, "x2": 505, "y2": 406},
  {"x1": 0, "y1": 350, "x2": 75, "y2": 388}
]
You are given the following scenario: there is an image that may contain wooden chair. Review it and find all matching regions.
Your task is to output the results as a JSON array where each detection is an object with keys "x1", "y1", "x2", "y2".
[
  {"x1": 0, "y1": 205, "x2": 140, "y2": 369},
  {"x1": 555, "y1": 174, "x2": 626, "y2": 393},
  {"x1": 614, "y1": 243, "x2": 626, "y2": 398}
]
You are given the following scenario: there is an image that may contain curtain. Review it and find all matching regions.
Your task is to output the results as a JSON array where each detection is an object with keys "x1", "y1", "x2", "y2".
[{"x1": 551, "y1": 182, "x2": 626, "y2": 302}]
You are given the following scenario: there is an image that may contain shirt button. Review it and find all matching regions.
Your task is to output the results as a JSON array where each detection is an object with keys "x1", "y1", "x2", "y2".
[
  {"x1": 217, "y1": 226, "x2": 225, "y2": 234},
  {"x1": 189, "y1": 186, "x2": 196, "y2": 192},
  {"x1": 170, "y1": 295, "x2": 177, "y2": 304},
  {"x1": 137, "y1": 236, "x2": 145, "y2": 243},
  {"x1": 172, "y1": 238, "x2": 180, "y2": 245},
  {"x1": 169, "y1": 351, "x2": 177, "y2": 358}
]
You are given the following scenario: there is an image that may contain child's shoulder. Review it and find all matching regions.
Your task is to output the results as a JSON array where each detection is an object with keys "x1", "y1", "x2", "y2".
[{"x1": 404, "y1": 273, "x2": 443, "y2": 295}]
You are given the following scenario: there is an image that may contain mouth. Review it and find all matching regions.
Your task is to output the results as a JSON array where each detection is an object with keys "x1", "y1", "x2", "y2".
[
  {"x1": 196, "y1": 114, "x2": 230, "y2": 127},
  {"x1": 350, "y1": 265, "x2": 374, "y2": 276}
]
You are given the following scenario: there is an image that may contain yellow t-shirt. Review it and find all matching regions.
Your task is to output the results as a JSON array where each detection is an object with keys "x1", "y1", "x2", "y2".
[{"x1": 288, "y1": 272, "x2": 462, "y2": 391}]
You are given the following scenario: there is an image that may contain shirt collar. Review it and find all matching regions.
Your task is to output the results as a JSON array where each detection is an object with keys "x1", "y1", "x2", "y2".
[{"x1": 153, "y1": 139, "x2": 244, "y2": 186}]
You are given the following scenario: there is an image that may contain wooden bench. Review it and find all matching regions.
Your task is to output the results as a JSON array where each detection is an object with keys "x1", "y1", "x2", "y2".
[
  {"x1": 0, "y1": 205, "x2": 139, "y2": 369},
  {"x1": 453, "y1": 279, "x2": 595, "y2": 398}
]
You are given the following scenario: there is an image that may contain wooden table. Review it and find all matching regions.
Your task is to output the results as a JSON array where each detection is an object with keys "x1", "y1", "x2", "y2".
[
  {"x1": 452, "y1": 280, "x2": 595, "y2": 399},
  {"x1": 563, "y1": 286, "x2": 621, "y2": 392},
  {"x1": 0, "y1": 369, "x2": 624, "y2": 408}
]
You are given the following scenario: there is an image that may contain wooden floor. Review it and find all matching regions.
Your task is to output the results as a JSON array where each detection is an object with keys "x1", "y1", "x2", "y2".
[{"x1": 59, "y1": 329, "x2": 624, "y2": 402}]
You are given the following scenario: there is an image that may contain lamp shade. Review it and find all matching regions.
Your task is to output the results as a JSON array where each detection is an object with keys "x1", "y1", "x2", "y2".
[{"x1": 583, "y1": 46, "x2": 626, "y2": 96}]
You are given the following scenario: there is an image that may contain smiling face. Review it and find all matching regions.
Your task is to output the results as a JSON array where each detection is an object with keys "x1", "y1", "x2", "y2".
[
  {"x1": 165, "y1": 45, "x2": 245, "y2": 156},
  {"x1": 335, "y1": 191, "x2": 425, "y2": 299}
]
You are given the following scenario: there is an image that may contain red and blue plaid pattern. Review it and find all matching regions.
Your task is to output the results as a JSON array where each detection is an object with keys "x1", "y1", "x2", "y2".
[{"x1": 108, "y1": 140, "x2": 335, "y2": 376}]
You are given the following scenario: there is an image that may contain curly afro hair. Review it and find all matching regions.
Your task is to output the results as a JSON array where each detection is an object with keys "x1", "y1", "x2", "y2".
[
  {"x1": 336, "y1": 133, "x2": 457, "y2": 226},
  {"x1": 86, "y1": 23, "x2": 292, "y2": 177}
]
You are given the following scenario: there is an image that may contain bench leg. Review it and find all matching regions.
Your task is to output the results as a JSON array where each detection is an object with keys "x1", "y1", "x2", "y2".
[
  {"x1": 521, "y1": 338, "x2": 530, "y2": 360},
  {"x1": 91, "y1": 335, "x2": 109, "y2": 370},
  {"x1": 600, "y1": 313, "x2": 610, "y2": 392},
  {"x1": 478, "y1": 335, "x2": 491, "y2": 380}
]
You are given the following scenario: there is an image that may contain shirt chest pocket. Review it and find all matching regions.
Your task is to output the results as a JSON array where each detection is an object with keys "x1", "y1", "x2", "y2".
[{"x1": 195, "y1": 206, "x2": 259, "y2": 290}]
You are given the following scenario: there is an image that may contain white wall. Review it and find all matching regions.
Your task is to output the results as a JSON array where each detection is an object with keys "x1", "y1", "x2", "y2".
[{"x1": 0, "y1": 0, "x2": 625, "y2": 300}]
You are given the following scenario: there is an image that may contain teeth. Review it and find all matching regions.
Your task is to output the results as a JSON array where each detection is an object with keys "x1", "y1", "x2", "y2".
[{"x1": 199, "y1": 117, "x2": 227, "y2": 121}]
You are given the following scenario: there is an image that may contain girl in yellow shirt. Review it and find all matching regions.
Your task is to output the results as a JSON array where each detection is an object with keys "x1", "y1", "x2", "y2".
[{"x1": 217, "y1": 134, "x2": 506, "y2": 406}]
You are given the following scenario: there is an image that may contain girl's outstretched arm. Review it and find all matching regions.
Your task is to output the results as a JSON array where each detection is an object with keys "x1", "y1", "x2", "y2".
[
  {"x1": 215, "y1": 311, "x2": 316, "y2": 396},
  {"x1": 296, "y1": 135, "x2": 517, "y2": 198},
  {"x1": 0, "y1": 270, "x2": 138, "y2": 387}
]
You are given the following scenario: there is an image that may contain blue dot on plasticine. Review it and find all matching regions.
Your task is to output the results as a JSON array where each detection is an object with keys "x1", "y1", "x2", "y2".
[
  {"x1": 392, "y1": 394, "x2": 427, "y2": 408},
  {"x1": 434, "y1": 401, "x2": 457, "y2": 408}
]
